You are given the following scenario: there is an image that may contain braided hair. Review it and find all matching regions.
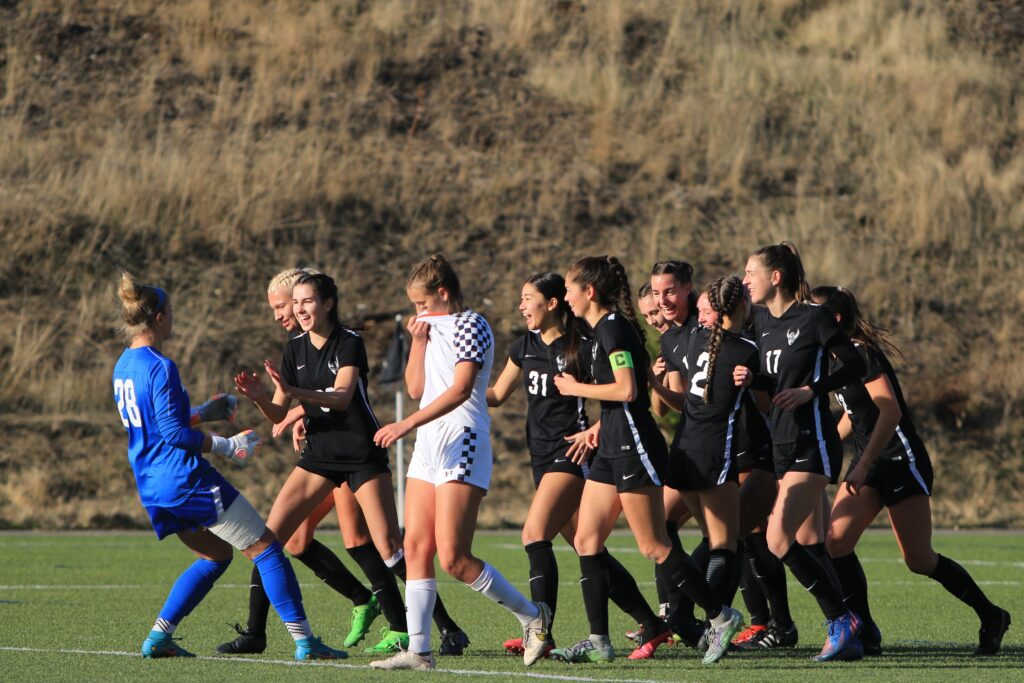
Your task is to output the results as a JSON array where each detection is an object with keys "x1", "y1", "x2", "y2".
[
  {"x1": 569, "y1": 255, "x2": 646, "y2": 345},
  {"x1": 810, "y1": 285, "x2": 903, "y2": 360},
  {"x1": 703, "y1": 275, "x2": 746, "y2": 404},
  {"x1": 752, "y1": 241, "x2": 811, "y2": 302},
  {"x1": 526, "y1": 272, "x2": 586, "y2": 379}
]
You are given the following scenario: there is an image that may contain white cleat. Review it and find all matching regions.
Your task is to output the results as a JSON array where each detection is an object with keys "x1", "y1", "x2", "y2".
[
  {"x1": 523, "y1": 601, "x2": 553, "y2": 667},
  {"x1": 369, "y1": 650, "x2": 436, "y2": 670}
]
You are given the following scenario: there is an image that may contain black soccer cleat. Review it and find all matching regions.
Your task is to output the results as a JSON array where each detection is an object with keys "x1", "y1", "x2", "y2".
[
  {"x1": 860, "y1": 621, "x2": 882, "y2": 656},
  {"x1": 974, "y1": 608, "x2": 1011, "y2": 656},
  {"x1": 666, "y1": 613, "x2": 707, "y2": 649},
  {"x1": 757, "y1": 619, "x2": 799, "y2": 649},
  {"x1": 438, "y1": 627, "x2": 470, "y2": 656},
  {"x1": 216, "y1": 624, "x2": 267, "y2": 655}
]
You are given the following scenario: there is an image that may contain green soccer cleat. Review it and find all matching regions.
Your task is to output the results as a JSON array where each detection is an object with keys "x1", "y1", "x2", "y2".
[
  {"x1": 141, "y1": 631, "x2": 195, "y2": 659},
  {"x1": 550, "y1": 636, "x2": 614, "y2": 663},
  {"x1": 364, "y1": 627, "x2": 410, "y2": 654},
  {"x1": 703, "y1": 607, "x2": 744, "y2": 665},
  {"x1": 343, "y1": 595, "x2": 381, "y2": 648},
  {"x1": 294, "y1": 636, "x2": 348, "y2": 661}
]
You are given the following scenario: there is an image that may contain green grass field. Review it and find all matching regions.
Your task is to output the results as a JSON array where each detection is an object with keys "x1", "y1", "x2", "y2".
[{"x1": 1, "y1": 530, "x2": 1021, "y2": 681}]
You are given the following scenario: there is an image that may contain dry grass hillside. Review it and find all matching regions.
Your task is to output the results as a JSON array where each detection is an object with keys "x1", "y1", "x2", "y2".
[{"x1": 1, "y1": 0, "x2": 1023, "y2": 528}]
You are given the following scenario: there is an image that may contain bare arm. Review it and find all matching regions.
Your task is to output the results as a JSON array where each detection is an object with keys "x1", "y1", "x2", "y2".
[
  {"x1": 649, "y1": 369, "x2": 687, "y2": 413},
  {"x1": 487, "y1": 357, "x2": 521, "y2": 407},
  {"x1": 554, "y1": 361, "x2": 637, "y2": 403},
  {"x1": 375, "y1": 361, "x2": 480, "y2": 448},
  {"x1": 846, "y1": 375, "x2": 901, "y2": 487},
  {"x1": 405, "y1": 319, "x2": 429, "y2": 400},
  {"x1": 234, "y1": 369, "x2": 291, "y2": 425}
]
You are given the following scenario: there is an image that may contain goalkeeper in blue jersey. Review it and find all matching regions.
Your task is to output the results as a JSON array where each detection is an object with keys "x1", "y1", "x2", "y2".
[{"x1": 111, "y1": 272, "x2": 346, "y2": 661}]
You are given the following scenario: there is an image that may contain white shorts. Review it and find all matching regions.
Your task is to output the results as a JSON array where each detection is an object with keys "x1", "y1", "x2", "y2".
[
  {"x1": 407, "y1": 420, "x2": 493, "y2": 491},
  {"x1": 207, "y1": 494, "x2": 266, "y2": 551}
]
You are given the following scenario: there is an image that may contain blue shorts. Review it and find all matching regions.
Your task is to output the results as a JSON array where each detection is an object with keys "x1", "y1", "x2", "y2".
[{"x1": 145, "y1": 480, "x2": 241, "y2": 540}]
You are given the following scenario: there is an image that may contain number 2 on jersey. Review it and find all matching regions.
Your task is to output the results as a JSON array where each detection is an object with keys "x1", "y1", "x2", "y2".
[
  {"x1": 689, "y1": 352, "x2": 710, "y2": 397},
  {"x1": 114, "y1": 378, "x2": 143, "y2": 427},
  {"x1": 528, "y1": 370, "x2": 548, "y2": 397}
]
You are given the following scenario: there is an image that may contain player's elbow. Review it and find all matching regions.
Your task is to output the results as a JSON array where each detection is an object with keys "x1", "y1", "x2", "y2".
[{"x1": 622, "y1": 387, "x2": 638, "y2": 402}]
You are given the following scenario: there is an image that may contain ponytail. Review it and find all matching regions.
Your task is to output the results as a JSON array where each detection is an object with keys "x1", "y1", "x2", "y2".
[
  {"x1": 810, "y1": 285, "x2": 902, "y2": 360},
  {"x1": 703, "y1": 275, "x2": 745, "y2": 404},
  {"x1": 117, "y1": 272, "x2": 167, "y2": 341}
]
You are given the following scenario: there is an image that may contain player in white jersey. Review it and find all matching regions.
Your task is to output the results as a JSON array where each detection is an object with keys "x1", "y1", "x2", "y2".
[{"x1": 369, "y1": 254, "x2": 552, "y2": 671}]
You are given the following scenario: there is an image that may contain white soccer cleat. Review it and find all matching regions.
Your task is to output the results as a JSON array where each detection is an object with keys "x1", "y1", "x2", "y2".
[
  {"x1": 369, "y1": 650, "x2": 436, "y2": 670},
  {"x1": 522, "y1": 601, "x2": 553, "y2": 667}
]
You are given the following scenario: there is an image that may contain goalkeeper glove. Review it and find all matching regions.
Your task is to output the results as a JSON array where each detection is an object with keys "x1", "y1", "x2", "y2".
[
  {"x1": 191, "y1": 393, "x2": 238, "y2": 426},
  {"x1": 210, "y1": 429, "x2": 260, "y2": 467}
]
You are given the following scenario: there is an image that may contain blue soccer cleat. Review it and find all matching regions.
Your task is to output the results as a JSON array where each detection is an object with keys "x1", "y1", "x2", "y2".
[
  {"x1": 295, "y1": 636, "x2": 348, "y2": 661},
  {"x1": 813, "y1": 612, "x2": 861, "y2": 662},
  {"x1": 141, "y1": 630, "x2": 195, "y2": 658}
]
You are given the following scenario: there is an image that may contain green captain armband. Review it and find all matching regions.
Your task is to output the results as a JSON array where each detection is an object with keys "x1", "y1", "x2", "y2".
[{"x1": 609, "y1": 351, "x2": 634, "y2": 370}]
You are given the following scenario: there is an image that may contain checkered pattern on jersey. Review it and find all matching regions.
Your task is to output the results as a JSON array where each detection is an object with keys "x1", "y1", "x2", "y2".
[
  {"x1": 453, "y1": 312, "x2": 493, "y2": 364},
  {"x1": 456, "y1": 427, "x2": 477, "y2": 482}
]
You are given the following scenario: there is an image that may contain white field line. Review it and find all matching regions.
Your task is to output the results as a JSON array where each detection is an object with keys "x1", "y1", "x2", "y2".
[{"x1": 0, "y1": 646, "x2": 668, "y2": 683}]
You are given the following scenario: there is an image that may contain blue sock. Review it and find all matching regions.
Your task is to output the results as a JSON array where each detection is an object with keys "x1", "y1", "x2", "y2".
[
  {"x1": 253, "y1": 541, "x2": 307, "y2": 625},
  {"x1": 157, "y1": 558, "x2": 231, "y2": 626}
]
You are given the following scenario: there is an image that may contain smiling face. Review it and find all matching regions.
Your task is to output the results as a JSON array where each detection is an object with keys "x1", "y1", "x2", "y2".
[
  {"x1": 520, "y1": 282, "x2": 557, "y2": 331},
  {"x1": 292, "y1": 282, "x2": 332, "y2": 333},
  {"x1": 268, "y1": 287, "x2": 297, "y2": 332},
  {"x1": 650, "y1": 273, "x2": 692, "y2": 322},
  {"x1": 743, "y1": 255, "x2": 777, "y2": 305},
  {"x1": 696, "y1": 292, "x2": 718, "y2": 328},
  {"x1": 407, "y1": 284, "x2": 449, "y2": 316},
  {"x1": 638, "y1": 292, "x2": 669, "y2": 334},
  {"x1": 563, "y1": 272, "x2": 593, "y2": 320}
]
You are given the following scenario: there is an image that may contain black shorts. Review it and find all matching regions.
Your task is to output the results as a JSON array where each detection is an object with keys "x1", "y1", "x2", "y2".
[
  {"x1": 851, "y1": 453, "x2": 934, "y2": 507},
  {"x1": 587, "y1": 447, "x2": 667, "y2": 493},
  {"x1": 297, "y1": 458, "x2": 390, "y2": 493},
  {"x1": 736, "y1": 441, "x2": 774, "y2": 474},
  {"x1": 667, "y1": 447, "x2": 739, "y2": 491},
  {"x1": 773, "y1": 438, "x2": 843, "y2": 484},
  {"x1": 531, "y1": 448, "x2": 589, "y2": 488}
]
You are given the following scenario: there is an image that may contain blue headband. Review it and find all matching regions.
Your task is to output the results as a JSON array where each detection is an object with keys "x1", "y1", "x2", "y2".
[{"x1": 153, "y1": 286, "x2": 167, "y2": 315}]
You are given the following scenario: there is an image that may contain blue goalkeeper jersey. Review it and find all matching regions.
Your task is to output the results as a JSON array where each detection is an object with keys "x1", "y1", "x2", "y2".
[{"x1": 113, "y1": 346, "x2": 223, "y2": 508}]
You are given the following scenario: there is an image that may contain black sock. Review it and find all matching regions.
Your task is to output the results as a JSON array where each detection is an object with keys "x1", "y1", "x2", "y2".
[
  {"x1": 748, "y1": 531, "x2": 792, "y2": 625},
  {"x1": 525, "y1": 540, "x2": 558, "y2": 619},
  {"x1": 929, "y1": 554, "x2": 1000, "y2": 621},
  {"x1": 579, "y1": 553, "x2": 611, "y2": 636},
  {"x1": 781, "y1": 542, "x2": 845, "y2": 620},
  {"x1": 602, "y1": 549, "x2": 659, "y2": 631},
  {"x1": 392, "y1": 556, "x2": 461, "y2": 632},
  {"x1": 807, "y1": 542, "x2": 843, "y2": 593},
  {"x1": 739, "y1": 541, "x2": 770, "y2": 626},
  {"x1": 294, "y1": 539, "x2": 372, "y2": 605},
  {"x1": 347, "y1": 543, "x2": 407, "y2": 632},
  {"x1": 706, "y1": 548, "x2": 738, "y2": 607},
  {"x1": 666, "y1": 524, "x2": 695, "y2": 616},
  {"x1": 246, "y1": 564, "x2": 271, "y2": 635},
  {"x1": 833, "y1": 552, "x2": 875, "y2": 627},
  {"x1": 658, "y1": 544, "x2": 722, "y2": 621},
  {"x1": 655, "y1": 523, "x2": 678, "y2": 611}
]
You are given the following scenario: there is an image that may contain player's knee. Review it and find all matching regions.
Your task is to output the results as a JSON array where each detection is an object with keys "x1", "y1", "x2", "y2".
[
  {"x1": 438, "y1": 550, "x2": 475, "y2": 582},
  {"x1": 903, "y1": 550, "x2": 937, "y2": 576},
  {"x1": 637, "y1": 539, "x2": 669, "y2": 564},
  {"x1": 283, "y1": 534, "x2": 310, "y2": 557},
  {"x1": 573, "y1": 531, "x2": 601, "y2": 557},
  {"x1": 825, "y1": 532, "x2": 853, "y2": 559},
  {"x1": 768, "y1": 536, "x2": 790, "y2": 560},
  {"x1": 521, "y1": 523, "x2": 546, "y2": 547}
]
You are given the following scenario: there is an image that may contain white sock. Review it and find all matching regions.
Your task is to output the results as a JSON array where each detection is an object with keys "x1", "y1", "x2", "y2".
[
  {"x1": 384, "y1": 549, "x2": 404, "y2": 569},
  {"x1": 468, "y1": 562, "x2": 540, "y2": 628},
  {"x1": 406, "y1": 578, "x2": 437, "y2": 653},
  {"x1": 285, "y1": 619, "x2": 314, "y2": 641},
  {"x1": 152, "y1": 618, "x2": 176, "y2": 635},
  {"x1": 710, "y1": 607, "x2": 732, "y2": 628}
]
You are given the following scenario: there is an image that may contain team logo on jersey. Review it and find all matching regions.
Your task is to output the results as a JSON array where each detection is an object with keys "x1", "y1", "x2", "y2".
[
  {"x1": 786, "y1": 328, "x2": 801, "y2": 346},
  {"x1": 328, "y1": 356, "x2": 340, "y2": 375},
  {"x1": 556, "y1": 354, "x2": 567, "y2": 372}
]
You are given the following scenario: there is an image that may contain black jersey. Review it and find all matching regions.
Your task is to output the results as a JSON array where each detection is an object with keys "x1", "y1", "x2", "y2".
[
  {"x1": 508, "y1": 331, "x2": 590, "y2": 460},
  {"x1": 281, "y1": 326, "x2": 386, "y2": 467},
  {"x1": 750, "y1": 303, "x2": 850, "y2": 444},
  {"x1": 833, "y1": 344, "x2": 929, "y2": 464},
  {"x1": 660, "y1": 309, "x2": 700, "y2": 377},
  {"x1": 680, "y1": 327, "x2": 759, "y2": 457},
  {"x1": 591, "y1": 312, "x2": 662, "y2": 460}
]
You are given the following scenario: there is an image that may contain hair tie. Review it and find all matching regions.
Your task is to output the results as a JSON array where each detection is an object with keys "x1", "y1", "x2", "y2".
[{"x1": 152, "y1": 286, "x2": 167, "y2": 313}]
